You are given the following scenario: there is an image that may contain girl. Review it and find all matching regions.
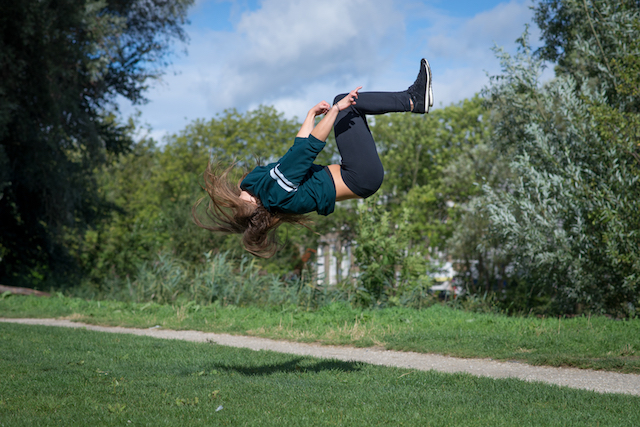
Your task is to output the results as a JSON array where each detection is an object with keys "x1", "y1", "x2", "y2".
[{"x1": 193, "y1": 59, "x2": 433, "y2": 257}]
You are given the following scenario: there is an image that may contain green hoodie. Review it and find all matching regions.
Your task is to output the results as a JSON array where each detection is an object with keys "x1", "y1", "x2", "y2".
[{"x1": 240, "y1": 134, "x2": 336, "y2": 216}]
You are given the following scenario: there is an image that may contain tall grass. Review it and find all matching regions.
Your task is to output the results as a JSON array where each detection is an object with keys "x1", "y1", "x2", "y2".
[
  {"x1": 80, "y1": 251, "x2": 352, "y2": 309},
  {"x1": 77, "y1": 251, "x2": 444, "y2": 311}
]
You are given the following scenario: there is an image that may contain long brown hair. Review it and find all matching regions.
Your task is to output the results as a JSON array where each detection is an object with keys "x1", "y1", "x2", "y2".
[{"x1": 192, "y1": 162, "x2": 309, "y2": 258}]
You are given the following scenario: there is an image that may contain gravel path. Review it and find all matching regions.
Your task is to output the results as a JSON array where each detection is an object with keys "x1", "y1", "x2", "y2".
[{"x1": 2, "y1": 317, "x2": 639, "y2": 396}]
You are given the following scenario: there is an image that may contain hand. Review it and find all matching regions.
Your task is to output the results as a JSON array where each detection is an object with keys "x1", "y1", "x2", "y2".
[
  {"x1": 336, "y1": 86, "x2": 362, "y2": 111},
  {"x1": 310, "y1": 101, "x2": 331, "y2": 117}
]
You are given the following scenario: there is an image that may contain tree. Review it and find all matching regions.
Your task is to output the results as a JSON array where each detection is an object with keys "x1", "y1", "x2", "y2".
[
  {"x1": 0, "y1": 0, "x2": 193, "y2": 286},
  {"x1": 443, "y1": 143, "x2": 514, "y2": 297},
  {"x1": 534, "y1": 0, "x2": 640, "y2": 112},
  {"x1": 371, "y1": 96, "x2": 492, "y2": 252},
  {"x1": 481, "y1": 6, "x2": 640, "y2": 316},
  {"x1": 81, "y1": 106, "x2": 315, "y2": 285}
]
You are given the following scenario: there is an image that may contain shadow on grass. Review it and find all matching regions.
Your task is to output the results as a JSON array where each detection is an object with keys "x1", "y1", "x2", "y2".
[{"x1": 200, "y1": 358, "x2": 362, "y2": 376}]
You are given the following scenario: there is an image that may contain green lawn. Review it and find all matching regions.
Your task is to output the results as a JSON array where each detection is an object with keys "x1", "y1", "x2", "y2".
[
  {"x1": 1, "y1": 294, "x2": 639, "y2": 373},
  {"x1": 1, "y1": 322, "x2": 638, "y2": 426}
]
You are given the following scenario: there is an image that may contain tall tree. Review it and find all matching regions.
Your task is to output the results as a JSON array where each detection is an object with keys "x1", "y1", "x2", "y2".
[
  {"x1": 534, "y1": 0, "x2": 640, "y2": 109},
  {"x1": 0, "y1": 0, "x2": 193, "y2": 286},
  {"x1": 481, "y1": 2, "x2": 640, "y2": 316}
]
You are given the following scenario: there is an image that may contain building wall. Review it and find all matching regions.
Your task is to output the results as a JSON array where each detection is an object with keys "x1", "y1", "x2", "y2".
[{"x1": 316, "y1": 233, "x2": 354, "y2": 286}]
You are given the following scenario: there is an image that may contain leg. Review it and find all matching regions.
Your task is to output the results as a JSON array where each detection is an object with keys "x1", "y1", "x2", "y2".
[
  {"x1": 330, "y1": 59, "x2": 433, "y2": 199},
  {"x1": 332, "y1": 92, "x2": 408, "y2": 198},
  {"x1": 337, "y1": 91, "x2": 412, "y2": 115},
  {"x1": 335, "y1": 56, "x2": 432, "y2": 115}
]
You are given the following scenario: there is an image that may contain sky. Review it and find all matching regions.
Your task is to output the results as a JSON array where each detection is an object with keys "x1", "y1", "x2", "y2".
[{"x1": 119, "y1": 0, "x2": 547, "y2": 141}]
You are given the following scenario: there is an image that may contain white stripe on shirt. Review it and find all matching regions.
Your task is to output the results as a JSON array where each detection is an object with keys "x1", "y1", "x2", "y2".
[{"x1": 270, "y1": 164, "x2": 298, "y2": 192}]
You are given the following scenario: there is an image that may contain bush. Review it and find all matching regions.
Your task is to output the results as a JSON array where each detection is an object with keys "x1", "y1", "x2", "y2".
[{"x1": 353, "y1": 197, "x2": 435, "y2": 308}]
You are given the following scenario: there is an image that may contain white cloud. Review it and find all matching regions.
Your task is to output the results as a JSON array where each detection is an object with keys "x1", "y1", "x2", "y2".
[
  {"x1": 212, "y1": 0, "x2": 404, "y2": 108},
  {"x1": 418, "y1": 0, "x2": 541, "y2": 106},
  {"x1": 432, "y1": 67, "x2": 489, "y2": 107},
  {"x1": 118, "y1": 0, "x2": 545, "y2": 139},
  {"x1": 426, "y1": 1, "x2": 535, "y2": 62},
  {"x1": 120, "y1": 0, "x2": 404, "y2": 139}
]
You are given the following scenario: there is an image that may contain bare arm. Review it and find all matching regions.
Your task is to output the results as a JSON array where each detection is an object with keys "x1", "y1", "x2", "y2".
[
  {"x1": 311, "y1": 86, "x2": 361, "y2": 142},
  {"x1": 296, "y1": 101, "x2": 330, "y2": 138}
]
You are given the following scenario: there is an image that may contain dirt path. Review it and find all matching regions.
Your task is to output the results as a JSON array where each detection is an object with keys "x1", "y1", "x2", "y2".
[{"x1": 2, "y1": 317, "x2": 639, "y2": 396}]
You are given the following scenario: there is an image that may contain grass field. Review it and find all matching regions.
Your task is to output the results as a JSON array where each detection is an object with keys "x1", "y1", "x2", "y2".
[
  {"x1": 1, "y1": 294, "x2": 639, "y2": 373},
  {"x1": 1, "y1": 322, "x2": 639, "y2": 426}
]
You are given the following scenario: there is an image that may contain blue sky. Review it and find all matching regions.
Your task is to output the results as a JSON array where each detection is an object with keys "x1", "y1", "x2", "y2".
[{"x1": 120, "y1": 0, "x2": 545, "y2": 141}]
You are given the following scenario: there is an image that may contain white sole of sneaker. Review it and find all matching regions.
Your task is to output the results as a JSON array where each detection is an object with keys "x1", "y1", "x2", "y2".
[{"x1": 424, "y1": 59, "x2": 433, "y2": 111}]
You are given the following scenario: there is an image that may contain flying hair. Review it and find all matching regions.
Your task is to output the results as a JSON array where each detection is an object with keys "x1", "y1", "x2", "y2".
[{"x1": 192, "y1": 162, "x2": 309, "y2": 258}]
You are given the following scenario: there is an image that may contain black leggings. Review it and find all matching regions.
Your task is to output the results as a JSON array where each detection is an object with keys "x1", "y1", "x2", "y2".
[{"x1": 333, "y1": 91, "x2": 411, "y2": 198}]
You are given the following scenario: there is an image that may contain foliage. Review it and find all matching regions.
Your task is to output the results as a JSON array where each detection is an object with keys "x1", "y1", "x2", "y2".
[
  {"x1": 90, "y1": 250, "x2": 347, "y2": 309},
  {"x1": 372, "y1": 96, "x2": 492, "y2": 251},
  {"x1": 362, "y1": 98, "x2": 506, "y2": 305},
  {"x1": 480, "y1": 8, "x2": 640, "y2": 316},
  {"x1": 79, "y1": 248, "x2": 436, "y2": 312},
  {"x1": 352, "y1": 197, "x2": 433, "y2": 307},
  {"x1": 534, "y1": 0, "x2": 640, "y2": 95},
  {"x1": 368, "y1": 96, "x2": 518, "y2": 303},
  {"x1": 0, "y1": 0, "x2": 193, "y2": 287},
  {"x1": 78, "y1": 106, "x2": 318, "y2": 285},
  {"x1": 435, "y1": 115, "x2": 513, "y2": 296}
]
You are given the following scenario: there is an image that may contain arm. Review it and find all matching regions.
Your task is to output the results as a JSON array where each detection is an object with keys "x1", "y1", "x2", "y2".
[
  {"x1": 311, "y1": 86, "x2": 361, "y2": 142},
  {"x1": 296, "y1": 101, "x2": 330, "y2": 138},
  {"x1": 278, "y1": 87, "x2": 361, "y2": 187}
]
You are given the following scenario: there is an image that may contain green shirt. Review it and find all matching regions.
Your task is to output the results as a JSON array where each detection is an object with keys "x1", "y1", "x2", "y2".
[{"x1": 240, "y1": 134, "x2": 337, "y2": 216}]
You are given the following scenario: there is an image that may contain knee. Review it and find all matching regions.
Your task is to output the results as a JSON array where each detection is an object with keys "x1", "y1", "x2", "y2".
[
  {"x1": 356, "y1": 163, "x2": 384, "y2": 199},
  {"x1": 341, "y1": 162, "x2": 384, "y2": 199}
]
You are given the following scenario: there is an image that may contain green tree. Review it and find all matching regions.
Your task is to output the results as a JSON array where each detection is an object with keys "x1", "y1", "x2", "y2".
[
  {"x1": 535, "y1": 0, "x2": 639, "y2": 90},
  {"x1": 0, "y1": 0, "x2": 193, "y2": 287},
  {"x1": 81, "y1": 106, "x2": 320, "y2": 285},
  {"x1": 481, "y1": 7, "x2": 640, "y2": 316},
  {"x1": 443, "y1": 143, "x2": 514, "y2": 296},
  {"x1": 371, "y1": 96, "x2": 492, "y2": 253}
]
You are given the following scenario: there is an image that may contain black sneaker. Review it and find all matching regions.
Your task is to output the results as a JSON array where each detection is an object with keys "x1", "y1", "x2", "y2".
[{"x1": 407, "y1": 58, "x2": 433, "y2": 113}]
